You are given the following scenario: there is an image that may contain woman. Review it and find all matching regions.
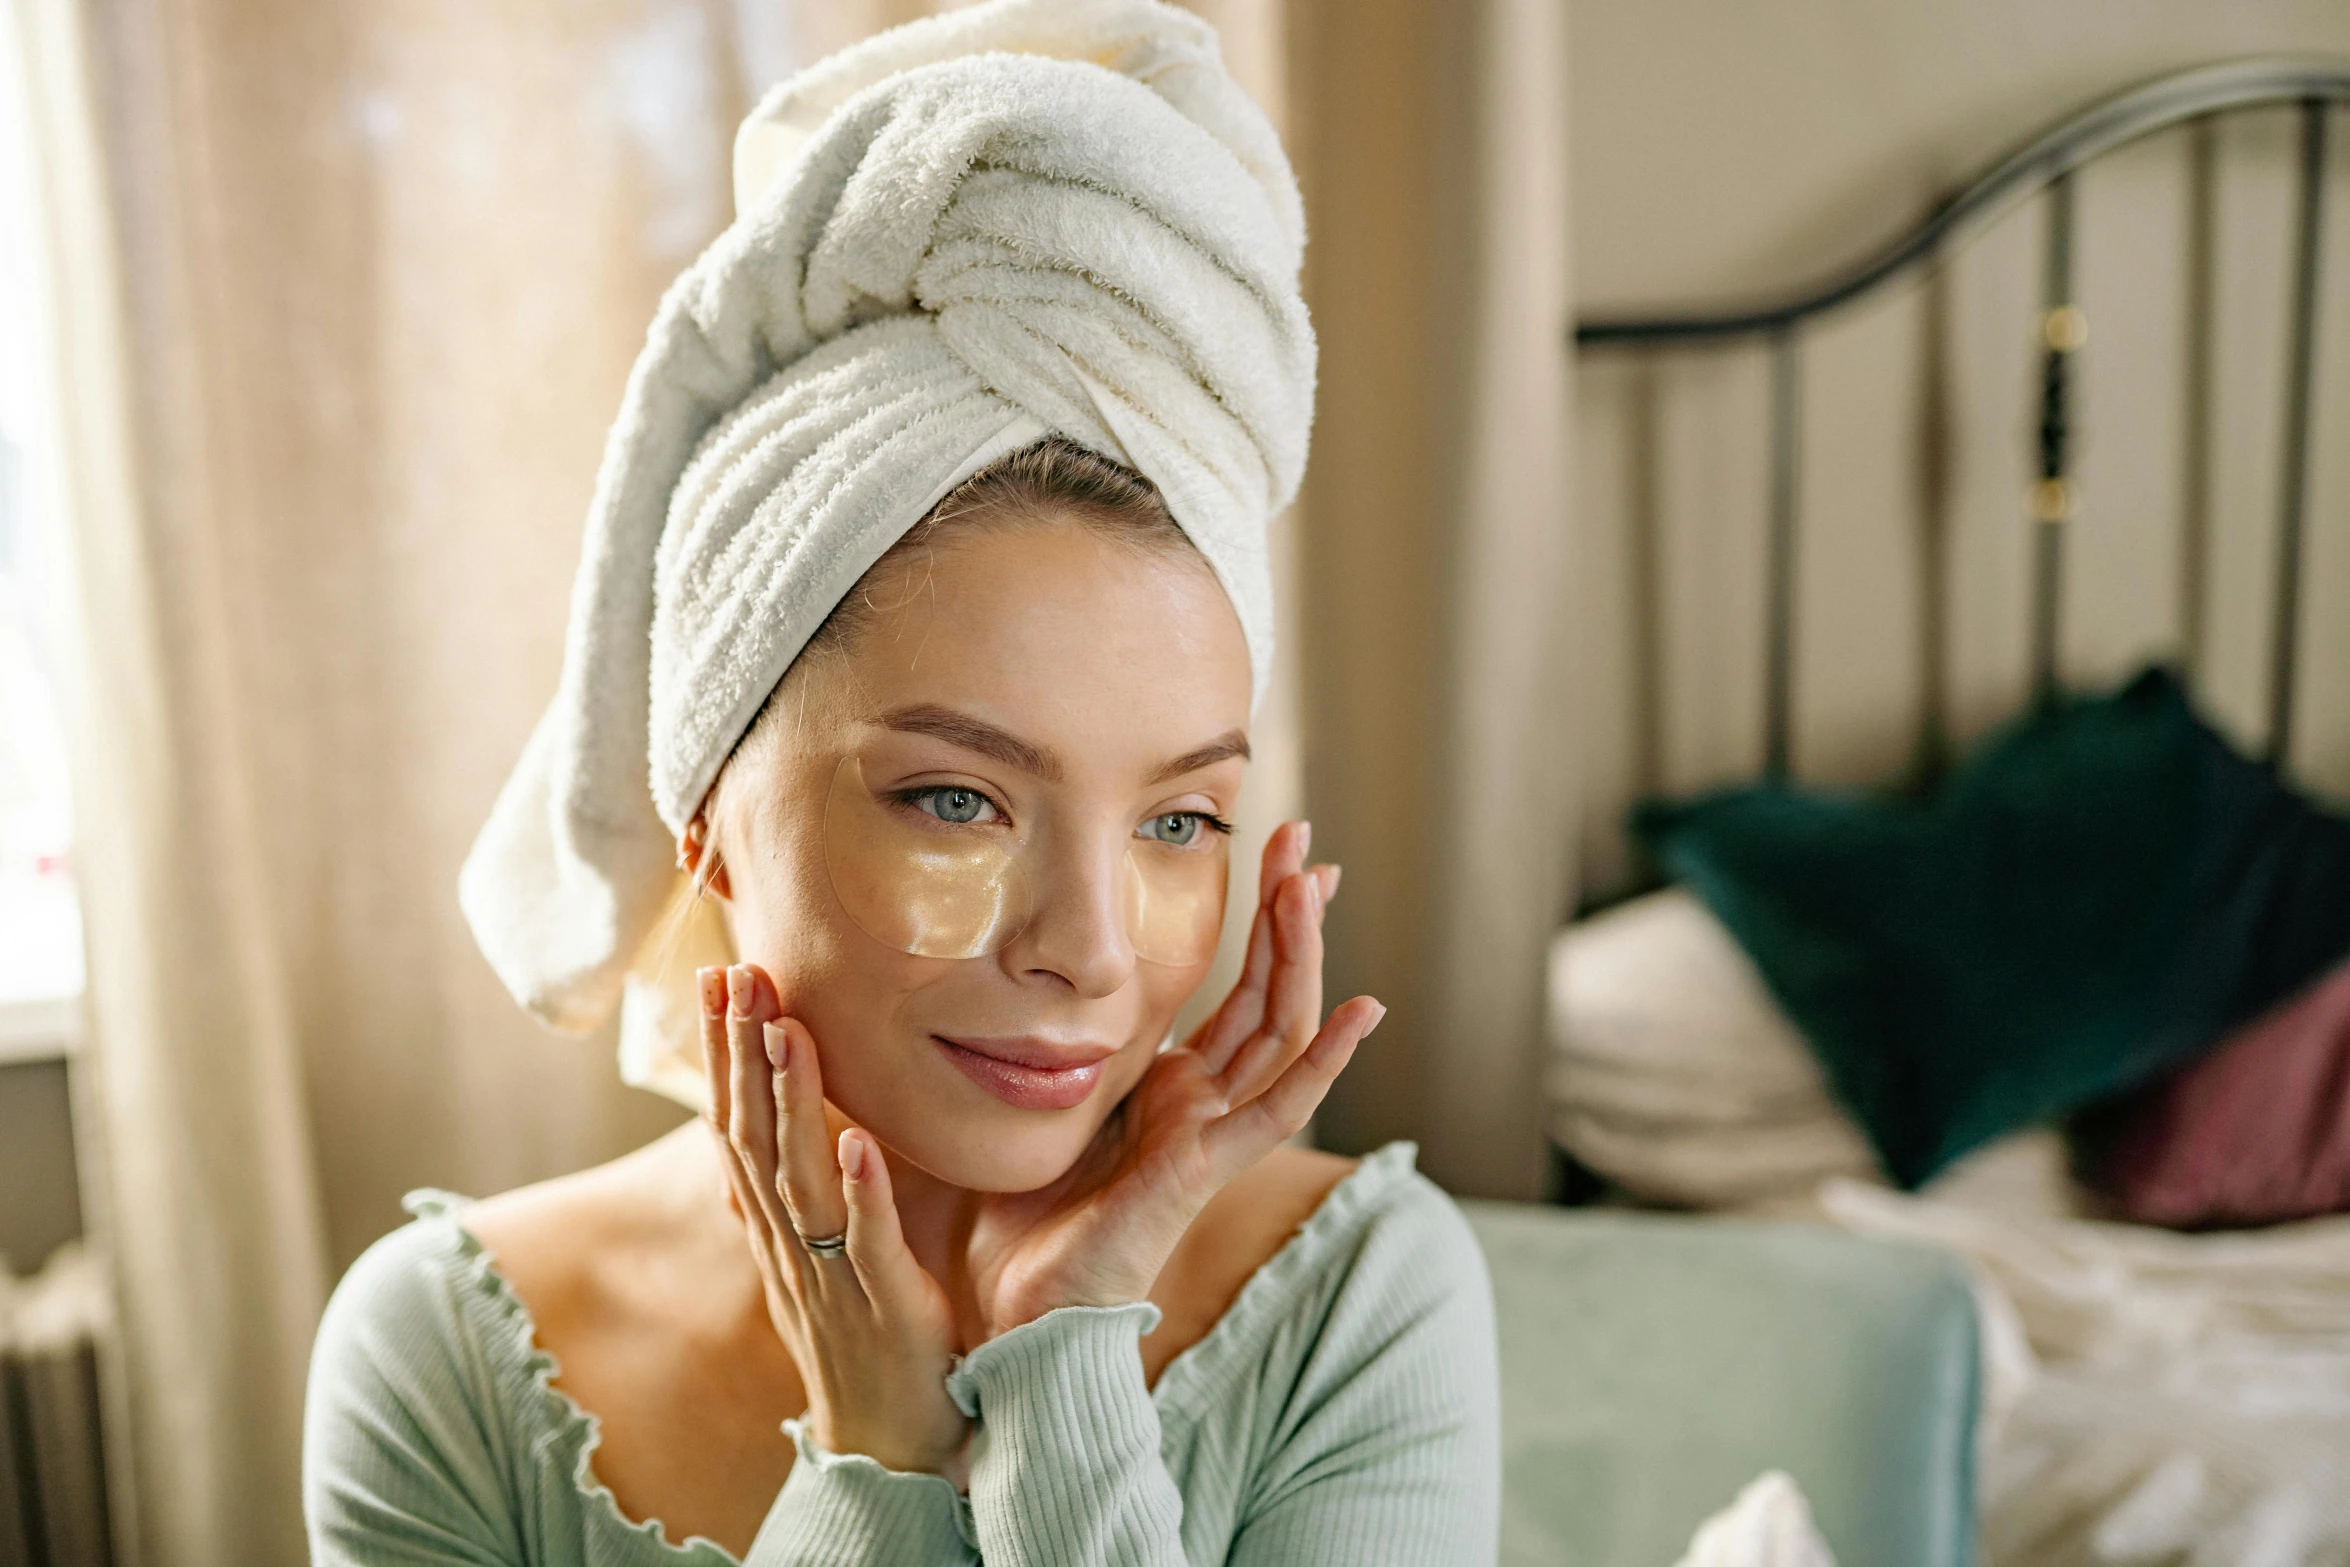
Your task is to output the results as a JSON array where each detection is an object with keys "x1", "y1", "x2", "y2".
[{"x1": 303, "y1": 4, "x2": 1499, "y2": 1563}]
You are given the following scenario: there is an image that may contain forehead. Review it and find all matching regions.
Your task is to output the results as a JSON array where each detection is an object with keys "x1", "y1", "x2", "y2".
[{"x1": 824, "y1": 519, "x2": 1252, "y2": 768}]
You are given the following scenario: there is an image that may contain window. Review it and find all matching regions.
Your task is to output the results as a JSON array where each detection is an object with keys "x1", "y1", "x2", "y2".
[{"x1": 0, "y1": 23, "x2": 82, "y2": 1061}]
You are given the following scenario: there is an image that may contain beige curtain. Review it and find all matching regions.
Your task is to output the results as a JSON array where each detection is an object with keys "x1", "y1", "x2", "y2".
[
  {"x1": 16, "y1": 2, "x2": 330, "y2": 1562},
  {"x1": 16, "y1": 1, "x2": 761, "y2": 1561},
  {"x1": 1287, "y1": 0, "x2": 1575, "y2": 1199}
]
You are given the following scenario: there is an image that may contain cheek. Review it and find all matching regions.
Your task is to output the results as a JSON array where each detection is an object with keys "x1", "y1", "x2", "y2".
[
  {"x1": 1141, "y1": 955, "x2": 1212, "y2": 1036},
  {"x1": 1123, "y1": 956, "x2": 1217, "y2": 1055},
  {"x1": 726, "y1": 817, "x2": 923, "y2": 1021},
  {"x1": 720, "y1": 815, "x2": 969, "y2": 1108},
  {"x1": 1084, "y1": 957, "x2": 1214, "y2": 1108}
]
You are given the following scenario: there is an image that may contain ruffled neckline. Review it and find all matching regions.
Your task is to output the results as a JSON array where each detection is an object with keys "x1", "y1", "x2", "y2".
[
  {"x1": 403, "y1": 1188, "x2": 738, "y2": 1562},
  {"x1": 402, "y1": 1139, "x2": 1421, "y2": 1559}
]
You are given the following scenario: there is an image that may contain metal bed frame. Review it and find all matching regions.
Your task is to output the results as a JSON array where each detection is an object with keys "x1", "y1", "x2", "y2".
[{"x1": 1576, "y1": 58, "x2": 2349, "y2": 803}]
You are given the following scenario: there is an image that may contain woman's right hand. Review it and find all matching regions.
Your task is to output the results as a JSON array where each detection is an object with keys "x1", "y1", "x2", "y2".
[{"x1": 701, "y1": 963, "x2": 969, "y2": 1479}]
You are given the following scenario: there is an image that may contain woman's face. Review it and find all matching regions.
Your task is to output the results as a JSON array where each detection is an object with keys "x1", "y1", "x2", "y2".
[{"x1": 707, "y1": 514, "x2": 1253, "y2": 1193}]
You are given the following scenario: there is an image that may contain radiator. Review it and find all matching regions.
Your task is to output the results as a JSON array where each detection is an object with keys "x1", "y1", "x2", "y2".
[{"x1": 1, "y1": 1244, "x2": 115, "y2": 1567}]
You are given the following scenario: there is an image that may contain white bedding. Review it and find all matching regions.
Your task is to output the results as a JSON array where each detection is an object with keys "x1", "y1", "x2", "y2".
[
  {"x1": 1674, "y1": 1471, "x2": 1838, "y2": 1567},
  {"x1": 1822, "y1": 1133, "x2": 2350, "y2": 1567}
]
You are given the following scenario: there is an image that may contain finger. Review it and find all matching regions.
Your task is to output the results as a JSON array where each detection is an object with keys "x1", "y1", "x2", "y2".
[
  {"x1": 708, "y1": 990, "x2": 795, "y2": 1260},
  {"x1": 1205, "y1": 997, "x2": 1382, "y2": 1177},
  {"x1": 773, "y1": 1016, "x2": 850, "y2": 1248},
  {"x1": 698, "y1": 966, "x2": 748, "y2": 1215},
  {"x1": 1223, "y1": 870, "x2": 1325, "y2": 1101},
  {"x1": 839, "y1": 1129, "x2": 930, "y2": 1312},
  {"x1": 727, "y1": 965, "x2": 788, "y2": 1234},
  {"x1": 726, "y1": 963, "x2": 778, "y2": 1156},
  {"x1": 1229, "y1": 822, "x2": 1310, "y2": 1005},
  {"x1": 699, "y1": 966, "x2": 732, "y2": 1130},
  {"x1": 1193, "y1": 894, "x2": 1278, "y2": 1070},
  {"x1": 1195, "y1": 821, "x2": 1311, "y2": 1070},
  {"x1": 1267, "y1": 868, "x2": 1325, "y2": 1038},
  {"x1": 1265, "y1": 820, "x2": 1310, "y2": 911}
]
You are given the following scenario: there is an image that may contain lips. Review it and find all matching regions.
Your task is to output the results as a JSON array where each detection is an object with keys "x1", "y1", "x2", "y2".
[{"x1": 934, "y1": 1034, "x2": 1115, "y2": 1111}]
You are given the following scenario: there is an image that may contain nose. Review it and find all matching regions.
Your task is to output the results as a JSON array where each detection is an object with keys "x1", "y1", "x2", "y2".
[{"x1": 1000, "y1": 831, "x2": 1136, "y2": 999}]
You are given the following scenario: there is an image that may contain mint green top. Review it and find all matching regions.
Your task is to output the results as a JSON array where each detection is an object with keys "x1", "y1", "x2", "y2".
[{"x1": 302, "y1": 1143, "x2": 1498, "y2": 1565}]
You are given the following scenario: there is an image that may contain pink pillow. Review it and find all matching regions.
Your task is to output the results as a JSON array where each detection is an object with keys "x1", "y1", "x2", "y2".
[{"x1": 2091, "y1": 958, "x2": 2350, "y2": 1228}]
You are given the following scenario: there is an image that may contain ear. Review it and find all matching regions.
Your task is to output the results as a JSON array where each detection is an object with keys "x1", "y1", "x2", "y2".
[{"x1": 678, "y1": 812, "x2": 734, "y2": 902}]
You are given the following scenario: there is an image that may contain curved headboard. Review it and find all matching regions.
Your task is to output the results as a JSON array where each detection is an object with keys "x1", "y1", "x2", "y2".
[{"x1": 1576, "y1": 57, "x2": 2349, "y2": 783}]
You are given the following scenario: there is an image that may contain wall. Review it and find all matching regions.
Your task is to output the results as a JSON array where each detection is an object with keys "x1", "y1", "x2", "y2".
[
  {"x1": 1572, "y1": 2, "x2": 2350, "y2": 898},
  {"x1": 0, "y1": 1058, "x2": 78, "y2": 1273}
]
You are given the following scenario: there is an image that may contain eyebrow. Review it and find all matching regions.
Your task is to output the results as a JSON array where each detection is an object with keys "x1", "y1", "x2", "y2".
[
  {"x1": 1146, "y1": 729, "x2": 1252, "y2": 786},
  {"x1": 880, "y1": 704, "x2": 1063, "y2": 781},
  {"x1": 876, "y1": 704, "x2": 1250, "y2": 789}
]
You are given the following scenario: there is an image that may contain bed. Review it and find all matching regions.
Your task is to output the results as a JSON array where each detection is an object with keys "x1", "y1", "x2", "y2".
[{"x1": 1554, "y1": 58, "x2": 2350, "y2": 1566}]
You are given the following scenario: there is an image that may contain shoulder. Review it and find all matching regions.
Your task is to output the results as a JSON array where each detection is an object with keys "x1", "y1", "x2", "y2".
[
  {"x1": 1218, "y1": 1148, "x2": 1502, "y2": 1562},
  {"x1": 1298, "y1": 1144, "x2": 1495, "y2": 1350},
  {"x1": 1169, "y1": 1145, "x2": 1361, "y2": 1302},
  {"x1": 1261, "y1": 1143, "x2": 1495, "y2": 1417},
  {"x1": 1258, "y1": 1146, "x2": 1498, "y2": 1482},
  {"x1": 1160, "y1": 1143, "x2": 1495, "y2": 1411},
  {"x1": 310, "y1": 1197, "x2": 504, "y2": 1407},
  {"x1": 308, "y1": 1153, "x2": 635, "y2": 1416},
  {"x1": 457, "y1": 1167, "x2": 629, "y2": 1342},
  {"x1": 1162, "y1": 1144, "x2": 1498, "y2": 1537},
  {"x1": 1144, "y1": 1145, "x2": 1356, "y2": 1381},
  {"x1": 305, "y1": 1137, "x2": 696, "y2": 1483},
  {"x1": 304, "y1": 1197, "x2": 539, "y2": 1555}
]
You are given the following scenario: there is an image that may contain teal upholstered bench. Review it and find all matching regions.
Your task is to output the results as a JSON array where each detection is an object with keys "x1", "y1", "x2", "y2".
[{"x1": 1464, "y1": 1203, "x2": 1979, "y2": 1567}]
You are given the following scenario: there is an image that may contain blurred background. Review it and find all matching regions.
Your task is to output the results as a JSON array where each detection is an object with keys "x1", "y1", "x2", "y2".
[{"x1": 1, "y1": 1, "x2": 2347, "y2": 1565}]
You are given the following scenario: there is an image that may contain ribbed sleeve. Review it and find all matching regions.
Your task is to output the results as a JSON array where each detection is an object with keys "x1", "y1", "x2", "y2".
[
  {"x1": 946, "y1": 1303, "x2": 1185, "y2": 1565},
  {"x1": 740, "y1": 1422, "x2": 974, "y2": 1565}
]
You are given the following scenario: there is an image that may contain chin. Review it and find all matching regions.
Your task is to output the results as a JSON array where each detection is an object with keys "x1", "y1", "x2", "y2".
[
  {"x1": 919, "y1": 1122, "x2": 1104, "y2": 1193},
  {"x1": 866, "y1": 1094, "x2": 1116, "y2": 1193}
]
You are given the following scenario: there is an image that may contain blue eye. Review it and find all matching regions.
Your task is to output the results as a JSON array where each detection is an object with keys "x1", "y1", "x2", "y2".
[
  {"x1": 1141, "y1": 812, "x2": 1203, "y2": 846},
  {"x1": 913, "y1": 787, "x2": 994, "y2": 825}
]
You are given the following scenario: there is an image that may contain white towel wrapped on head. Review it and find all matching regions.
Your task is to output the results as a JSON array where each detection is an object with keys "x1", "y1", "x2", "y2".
[{"x1": 457, "y1": 0, "x2": 1314, "y2": 1096}]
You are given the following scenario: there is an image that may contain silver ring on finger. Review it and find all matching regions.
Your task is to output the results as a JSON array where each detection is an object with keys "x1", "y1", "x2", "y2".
[{"x1": 796, "y1": 1228, "x2": 849, "y2": 1259}]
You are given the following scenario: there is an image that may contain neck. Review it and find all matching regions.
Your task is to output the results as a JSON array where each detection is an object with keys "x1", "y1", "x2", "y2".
[{"x1": 877, "y1": 1145, "x2": 985, "y2": 1300}]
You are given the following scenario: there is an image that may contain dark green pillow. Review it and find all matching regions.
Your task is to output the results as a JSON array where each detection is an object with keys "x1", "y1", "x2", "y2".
[{"x1": 1634, "y1": 669, "x2": 2350, "y2": 1188}]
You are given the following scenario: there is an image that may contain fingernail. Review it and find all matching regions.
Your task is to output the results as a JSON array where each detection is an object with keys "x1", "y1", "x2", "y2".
[
  {"x1": 1366, "y1": 1002, "x2": 1388, "y2": 1034},
  {"x1": 728, "y1": 964, "x2": 753, "y2": 1015},
  {"x1": 839, "y1": 1130, "x2": 865, "y2": 1181},
  {"x1": 1298, "y1": 820, "x2": 1313, "y2": 857},
  {"x1": 1323, "y1": 864, "x2": 1343, "y2": 901},
  {"x1": 699, "y1": 967, "x2": 725, "y2": 1016},
  {"x1": 764, "y1": 1020, "x2": 788, "y2": 1070}
]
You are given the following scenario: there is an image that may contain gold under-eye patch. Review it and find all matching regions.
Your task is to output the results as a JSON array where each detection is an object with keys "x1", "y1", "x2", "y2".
[{"x1": 823, "y1": 756, "x2": 1228, "y2": 965}]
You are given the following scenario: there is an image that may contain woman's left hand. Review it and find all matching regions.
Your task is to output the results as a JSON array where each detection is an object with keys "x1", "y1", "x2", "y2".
[{"x1": 966, "y1": 821, "x2": 1382, "y2": 1335}]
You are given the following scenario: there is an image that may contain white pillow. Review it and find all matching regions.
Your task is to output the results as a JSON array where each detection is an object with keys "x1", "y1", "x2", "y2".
[{"x1": 1547, "y1": 888, "x2": 1881, "y2": 1207}]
